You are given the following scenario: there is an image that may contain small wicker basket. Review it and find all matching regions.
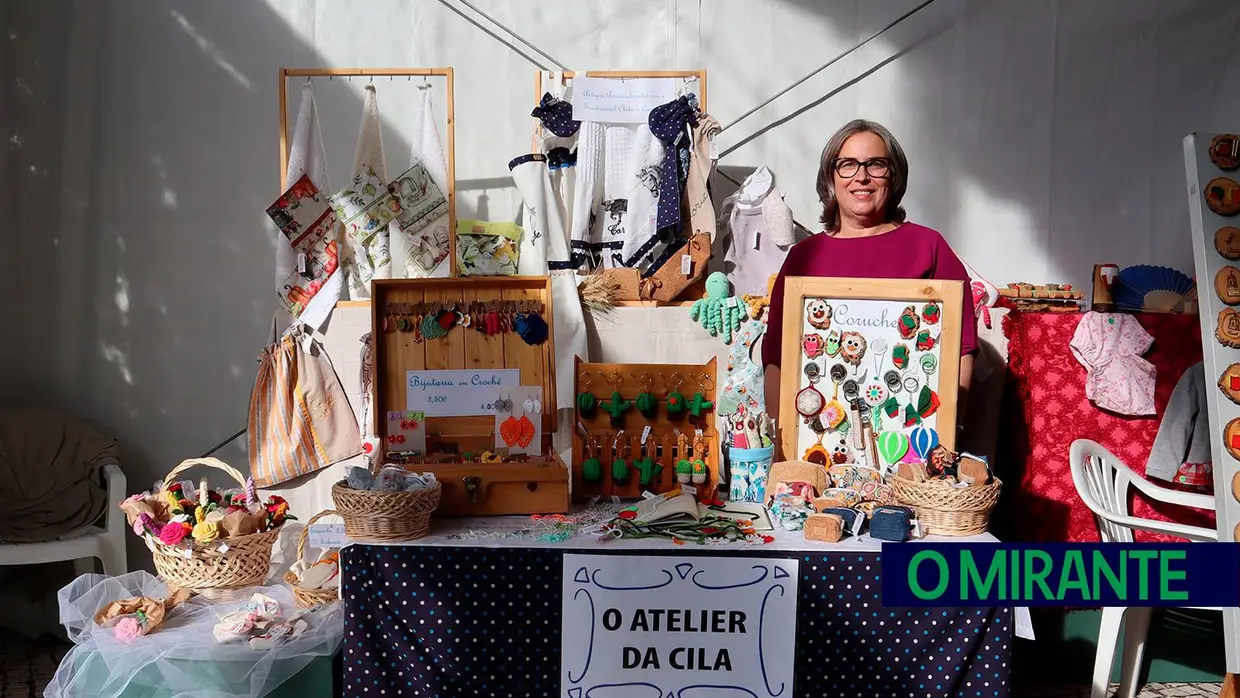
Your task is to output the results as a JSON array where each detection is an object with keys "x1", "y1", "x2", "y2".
[
  {"x1": 331, "y1": 479, "x2": 442, "y2": 543},
  {"x1": 890, "y1": 476, "x2": 1002, "y2": 537},
  {"x1": 148, "y1": 458, "x2": 283, "y2": 600},
  {"x1": 284, "y1": 510, "x2": 342, "y2": 609}
]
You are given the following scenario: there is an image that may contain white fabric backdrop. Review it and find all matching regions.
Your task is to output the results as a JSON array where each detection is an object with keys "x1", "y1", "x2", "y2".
[{"x1": 2, "y1": 0, "x2": 1237, "y2": 568}]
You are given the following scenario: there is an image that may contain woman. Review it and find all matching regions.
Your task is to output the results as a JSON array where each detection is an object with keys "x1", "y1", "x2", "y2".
[{"x1": 763, "y1": 119, "x2": 977, "y2": 432}]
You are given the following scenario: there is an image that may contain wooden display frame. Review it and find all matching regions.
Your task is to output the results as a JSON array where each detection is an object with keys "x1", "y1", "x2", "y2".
[
  {"x1": 369, "y1": 276, "x2": 567, "y2": 516},
  {"x1": 278, "y1": 67, "x2": 458, "y2": 274},
  {"x1": 778, "y1": 277, "x2": 963, "y2": 468},
  {"x1": 532, "y1": 70, "x2": 710, "y2": 306},
  {"x1": 571, "y1": 357, "x2": 719, "y2": 502}
]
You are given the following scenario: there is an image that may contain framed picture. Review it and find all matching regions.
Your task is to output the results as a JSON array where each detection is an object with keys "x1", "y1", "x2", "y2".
[{"x1": 778, "y1": 277, "x2": 964, "y2": 473}]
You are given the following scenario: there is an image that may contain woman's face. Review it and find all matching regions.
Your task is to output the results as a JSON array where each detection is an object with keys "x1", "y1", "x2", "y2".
[{"x1": 833, "y1": 131, "x2": 890, "y2": 224}]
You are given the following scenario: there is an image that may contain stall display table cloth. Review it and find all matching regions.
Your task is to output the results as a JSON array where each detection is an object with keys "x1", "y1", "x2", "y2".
[
  {"x1": 1001, "y1": 310, "x2": 1214, "y2": 543},
  {"x1": 341, "y1": 518, "x2": 1015, "y2": 698}
]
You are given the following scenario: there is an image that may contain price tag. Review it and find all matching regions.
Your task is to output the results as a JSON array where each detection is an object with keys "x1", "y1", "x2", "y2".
[
  {"x1": 708, "y1": 135, "x2": 719, "y2": 161},
  {"x1": 726, "y1": 296, "x2": 738, "y2": 308},
  {"x1": 680, "y1": 254, "x2": 693, "y2": 276},
  {"x1": 641, "y1": 490, "x2": 656, "y2": 500},
  {"x1": 911, "y1": 519, "x2": 923, "y2": 539},
  {"x1": 682, "y1": 485, "x2": 698, "y2": 495},
  {"x1": 297, "y1": 252, "x2": 307, "y2": 274},
  {"x1": 611, "y1": 495, "x2": 622, "y2": 505},
  {"x1": 308, "y1": 523, "x2": 350, "y2": 548},
  {"x1": 216, "y1": 543, "x2": 230, "y2": 554},
  {"x1": 640, "y1": 426, "x2": 651, "y2": 445}
]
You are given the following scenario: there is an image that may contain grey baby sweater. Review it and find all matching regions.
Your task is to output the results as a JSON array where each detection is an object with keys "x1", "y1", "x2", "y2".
[{"x1": 1145, "y1": 362, "x2": 1211, "y2": 484}]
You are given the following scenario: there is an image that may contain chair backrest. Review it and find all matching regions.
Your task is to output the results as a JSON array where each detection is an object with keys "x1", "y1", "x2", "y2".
[{"x1": 1068, "y1": 439, "x2": 1218, "y2": 543}]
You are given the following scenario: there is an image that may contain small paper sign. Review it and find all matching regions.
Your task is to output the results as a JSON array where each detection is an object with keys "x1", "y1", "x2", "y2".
[
  {"x1": 308, "y1": 523, "x2": 350, "y2": 548},
  {"x1": 406, "y1": 369, "x2": 520, "y2": 416},
  {"x1": 494, "y1": 387, "x2": 544, "y2": 456},
  {"x1": 385, "y1": 410, "x2": 427, "y2": 455},
  {"x1": 571, "y1": 77, "x2": 677, "y2": 124}
]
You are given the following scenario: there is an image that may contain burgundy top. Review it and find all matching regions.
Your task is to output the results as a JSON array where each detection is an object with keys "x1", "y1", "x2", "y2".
[{"x1": 761, "y1": 222, "x2": 978, "y2": 368}]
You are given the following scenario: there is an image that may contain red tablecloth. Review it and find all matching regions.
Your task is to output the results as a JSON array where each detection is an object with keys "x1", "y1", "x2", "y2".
[{"x1": 1000, "y1": 310, "x2": 1214, "y2": 543}]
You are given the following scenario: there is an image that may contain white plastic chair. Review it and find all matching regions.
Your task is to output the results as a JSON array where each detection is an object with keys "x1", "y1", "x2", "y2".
[
  {"x1": 1068, "y1": 439, "x2": 1219, "y2": 698},
  {"x1": 0, "y1": 462, "x2": 128, "y2": 577}
]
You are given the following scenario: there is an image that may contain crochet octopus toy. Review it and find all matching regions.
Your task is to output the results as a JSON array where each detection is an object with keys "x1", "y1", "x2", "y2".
[{"x1": 689, "y1": 272, "x2": 744, "y2": 344}]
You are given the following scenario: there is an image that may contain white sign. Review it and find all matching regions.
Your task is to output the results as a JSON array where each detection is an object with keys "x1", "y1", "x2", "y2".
[
  {"x1": 571, "y1": 77, "x2": 678, "y2": 124},
  {"x1": 405, "y1": 369, "x2": 519, "y2": 416},
  {"x1": 561, "y1": 554, "x2": 798, "y2": 697},
  {"x1": 307, "y1": 523, "x2": 349, "y2": 548}
]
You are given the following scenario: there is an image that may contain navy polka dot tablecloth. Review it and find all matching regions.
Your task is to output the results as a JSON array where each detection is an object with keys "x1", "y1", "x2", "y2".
[{"x1": 341, "y1": 546, "x2": 1013, "y2": 697}]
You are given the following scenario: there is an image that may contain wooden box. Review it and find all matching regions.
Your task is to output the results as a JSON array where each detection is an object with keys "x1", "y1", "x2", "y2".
[
  {"x1": 570, "y1": 357, "x2": 719, "y2": 502},
  {"x1": 371, "y1": 277, "x2": 569, "y2": 516}
]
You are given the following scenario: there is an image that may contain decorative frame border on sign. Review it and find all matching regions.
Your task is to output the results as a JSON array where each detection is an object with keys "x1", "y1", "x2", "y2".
[{"x1": 778, "y1": 277, "x2": 963, "y2": 472}]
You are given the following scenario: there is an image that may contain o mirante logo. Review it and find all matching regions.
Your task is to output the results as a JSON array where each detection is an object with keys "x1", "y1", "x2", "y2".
[{"x1": 881, "y1": 543, "x2": 1240, "y2": 607}]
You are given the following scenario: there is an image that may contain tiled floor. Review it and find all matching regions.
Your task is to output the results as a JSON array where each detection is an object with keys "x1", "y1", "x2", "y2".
[{"x1": 3, "y1": 633, "x2": 1223, "y2": 698}]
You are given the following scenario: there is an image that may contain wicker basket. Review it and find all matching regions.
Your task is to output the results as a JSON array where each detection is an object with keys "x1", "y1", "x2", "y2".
[
  {"x1": 890, "y1": 476, "x2": 1002, "y2": 536},
  {"x1": 284, "y1": 510, "x2": 342, "y2": 609},
  {"x1": 149, "y1": 458, "x2": 282, "y2": 600},
  {"x1": 331, "y1": 479, "x2": 441, "y2": 542}
]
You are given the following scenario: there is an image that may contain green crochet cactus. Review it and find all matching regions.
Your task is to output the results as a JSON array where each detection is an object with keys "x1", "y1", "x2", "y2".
[
  {"x1": 611, "y1": 458, "x2": 630, "y2": 481},
  {"x1": 688, "y1": 392, "x2": 714, "y2": 417},
  {"x1": 666, "y1": 390, "x2": 686, "y2": 416},
  {"x1": 635, "y1": 457, "x2": 662, "y2": 486},
  {"x1": 582, "y1": 457, "x2": 602, "y2": 482},
  {"x1": 635, "y1": 392, "x2": 658, "y2": 418},
  {"x1": 576, "y1": 392, "x2": 596, "y2": 415},
  {"x1": 600, "y1": 391, "x2": 632, "y2": 421}
]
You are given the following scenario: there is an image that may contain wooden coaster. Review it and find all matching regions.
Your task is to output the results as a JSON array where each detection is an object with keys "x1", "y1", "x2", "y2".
[
  {"x1": 1218, "y1": 309, "x2": 1240, "y2": 347},
  {"x1": 1216, "y1": 266, "x2": 1240, "y2": 305},
  {"x1": 1206, "y1": 177, "x2": 1240, "y2": 216},
  {"x1": 1216, "y1": 227, "x2": 1240, "y2": 260},
  {"x1": 1232, "y1": 470, "x2": 1240, "y2": 504},
  {"x1": 1211, "y1": 134, "x2": 1240, "y2": 171},
  {"x1": 1225, "y1": 417, "x2": 1240, "y2": 461},
  {"x1": 1219, "y1": 364, "x2": 1240, "y2": 405}
]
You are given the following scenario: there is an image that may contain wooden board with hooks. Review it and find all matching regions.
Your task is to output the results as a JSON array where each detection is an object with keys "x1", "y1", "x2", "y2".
[
  {"x1": 370, "y1": 276, "x2": 568, "y2": 516},
  {"x1": 571, "y1": 356, "x2": 719, "y2": 503}
]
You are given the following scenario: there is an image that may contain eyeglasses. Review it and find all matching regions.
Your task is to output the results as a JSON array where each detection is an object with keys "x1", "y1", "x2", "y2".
[{"x1": 833, "y1": 158, "x2": 891, "y2": 179}]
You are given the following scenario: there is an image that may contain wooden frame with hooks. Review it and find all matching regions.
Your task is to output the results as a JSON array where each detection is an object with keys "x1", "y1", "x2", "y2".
[{"x1": 278, "y1": 67, "x2": 460, "y2": 274}]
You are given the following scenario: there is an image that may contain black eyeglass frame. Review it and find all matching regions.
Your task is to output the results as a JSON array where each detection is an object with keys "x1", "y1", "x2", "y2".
[{"x1": 832, "y1": 157, "x2": 892, "y2": 179}]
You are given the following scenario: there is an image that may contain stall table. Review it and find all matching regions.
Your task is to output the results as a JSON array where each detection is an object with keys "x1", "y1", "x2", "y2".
[
  {"x1": 1000, "y1": 310, "x2": 1213, "y2": 543},
  {"x1": 340, "y1": 517, "x2": 1015, "y2": 698}
]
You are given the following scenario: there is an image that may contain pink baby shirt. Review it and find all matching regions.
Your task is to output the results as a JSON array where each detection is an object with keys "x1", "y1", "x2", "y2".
[{"x1": 1069, "y1": 312, "x2": 1157, "y2": 416}]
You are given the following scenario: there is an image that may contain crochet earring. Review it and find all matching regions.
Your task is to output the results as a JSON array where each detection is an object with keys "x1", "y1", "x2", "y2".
[
  {"x1": 576, "y1": 374, "x2": 597, "y2": 416},
  {"x1": 497, "y1": 394, "x2": 522, "y2": 448},
  {"x1": 514, "y1": 312, "x2": 550, "y2": 345},
  {"x1": 515, "y1": 397, "x2": 536, "y2": 449},
  {"x1": 611, "y1": 431, "x2": 630, "y2": 481}
]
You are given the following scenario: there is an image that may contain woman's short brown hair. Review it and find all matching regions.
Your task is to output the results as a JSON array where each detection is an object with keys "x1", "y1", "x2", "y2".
[{"x1": 816, "y1": 119, "x2": 909, "y2": 231}]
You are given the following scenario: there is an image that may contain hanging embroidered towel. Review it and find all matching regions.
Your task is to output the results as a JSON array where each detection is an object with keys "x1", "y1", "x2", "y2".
[
  {"x1": 396, "y1": 85, "x2": 452, "y2": 278},
  {"x1": 266, "y1": 176, "x2": 340, "y2": 319},
  {"x1": 247, "y1": 325, "x2": 362, "y2": 488},
  {"x1": 456, "y1": 220, "x2": 522, "y2": 276},
  {"x1": 648, "y1": 95, "x2": 698, "y2": 234},
  {"x1": 685, "y1": 113, "x2": 720, "y2": 241},
  {"x1": 567, "y1": 121, "x2": 606, "y2": 269},
  {"x1": 336, "y1": 85, "x2": 391, "y2": 299},
  {"x1": 1069, "y1": 312, "x2": 1156, "y2": 416},
  {"x1": 280, "y1": 83, "x2": 339, "y2": 330}
]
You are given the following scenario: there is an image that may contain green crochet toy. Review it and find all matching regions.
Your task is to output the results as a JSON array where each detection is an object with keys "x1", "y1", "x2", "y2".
[
  {"x1": 600, "y1": 391, "x2": 632, "y2": 423},
  {"x1": 582, "y1": 457, "x2": 602, "y2": 482},
  {"x1": 666, "y1": 391, "x2": 686, "y2": 416},
  {"x1": 689, "y1": 272, "x2": 744, "y2": 344},
  {"x1": 688, "y1": 392, "x2": 714, "y2": 417},
  {"x1": 635, "y1": 392, "x2": 658, "y2": 418},
  {"x1": 612, "y1": 458, "x2": 630, "y2": 481},
  {"x1": 635, "y1": 457, "x2": 661, "y2": 486}
]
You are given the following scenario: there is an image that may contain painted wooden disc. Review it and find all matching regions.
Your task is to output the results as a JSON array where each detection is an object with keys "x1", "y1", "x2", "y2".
[
  {"x1": 1215, "y1": 226, "x2": 1240, "y2": 260},
  {"x1": 1215, "y1": 265, "x2": 1240, "y2": 305}
]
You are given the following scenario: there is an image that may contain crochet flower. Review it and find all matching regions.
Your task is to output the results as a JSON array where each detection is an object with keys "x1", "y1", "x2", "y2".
[
  {"x1": 114, "y1": 617, "x2": 143, "y2": 643},
  {"x1": 158, "y1": 522, "x2": 187, "y2": 546},
  {"x1": 136, "y1": 513, "x2": 162, "y2": 537},
  {"x1": 192, "y1": 520, "x2": 220, "y2": 544}
]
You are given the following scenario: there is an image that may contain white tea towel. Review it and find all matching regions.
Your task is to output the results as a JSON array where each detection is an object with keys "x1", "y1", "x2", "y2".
[
  {"x1": 399, "y1": 84, "x2": 451, "y2": 278},
  {"x1": 341, "y1": 85, "x2": 391, "y2": 298}
]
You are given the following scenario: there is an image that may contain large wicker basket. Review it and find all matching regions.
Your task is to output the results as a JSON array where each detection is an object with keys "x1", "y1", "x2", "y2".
[
  {"x1": 890, "y1": 476, "x2": 1002, "y2": 537},
  {"x1": 149, "y1": 458, "x2": 282, "y2": 600},
  {"x1": 331, "y1": 479, "x2": 441, "y2": 543},
  {"x1": 284, "y1": 510, "x2": 342, "y2": 609}
]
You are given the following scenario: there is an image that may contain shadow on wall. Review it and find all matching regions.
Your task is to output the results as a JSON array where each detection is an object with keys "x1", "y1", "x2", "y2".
[{"x1": 0, "y1": 0, "x2": 425, "y2": 574}]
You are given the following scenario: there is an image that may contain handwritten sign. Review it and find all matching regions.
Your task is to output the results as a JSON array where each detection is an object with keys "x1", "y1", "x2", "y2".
[
  {"x1": 307, "y1": 523, "x2": 349, "y2": 548},
  {"x1": 561, "y1": 554, "x2": 798, "y2": 697},
  {"x1": 571, "y1": 77, "x2": 678, "y2": 124},
  {"x1": 405, "y1": 369, "x2": 519, "y2": 416}
]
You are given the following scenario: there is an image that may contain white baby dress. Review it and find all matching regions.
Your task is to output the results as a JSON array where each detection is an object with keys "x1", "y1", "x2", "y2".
[
  {"x1": 1069, "y1": 312, "x2": 1156, "y2": 416},
  {"x1": 719, "y1": 166, "x2": 795, "y2": 297}
]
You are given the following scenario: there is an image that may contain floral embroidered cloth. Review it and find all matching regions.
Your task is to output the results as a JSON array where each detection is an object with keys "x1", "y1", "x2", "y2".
[
  {"x1": 330, "y1": 166, "x2": 395, "y2": 294},
  {"x1": 265, "y1": 175, "x2": 340, "y2": 317},
  {"x1": 456, "y1": 220, "x2": 521, "y2": 276},
  {"x1": 1069, "y1": 311, "x2": 1157, "y2": 416}
]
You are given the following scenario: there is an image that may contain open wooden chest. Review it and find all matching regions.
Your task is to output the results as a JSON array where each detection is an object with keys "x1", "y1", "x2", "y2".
[{"x1": 370, "y1": 277, "x2": 569, "y2": 516}]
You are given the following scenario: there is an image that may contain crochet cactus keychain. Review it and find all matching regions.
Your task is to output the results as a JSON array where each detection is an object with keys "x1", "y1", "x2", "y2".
[
  {"x1": 688, "y1": 373, "x2": 714, "y2": 418},
  {"x1": 599, "y1": 373, "x2": 632, "y2": 425},
  {"x1": 576, "y1": 373, "x2": 597, "y2": 416},
  {"x1": 635, "y1": 373, "x2": 658, "y2": 418},
  {"x1": 581, "y1": 435, "x2": 602, "y2": 483},
  {"x1": 611, "y1": 431, "x2": 630, "y2": 481},
  {"x1": 634, "y1": 437, "x2": 661, "y2": 486},
  {"x1": 666, "y1": 373, "x2": 687, "y2": 417}
]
